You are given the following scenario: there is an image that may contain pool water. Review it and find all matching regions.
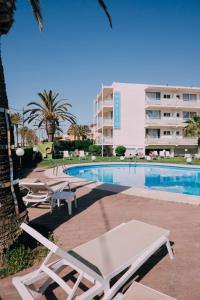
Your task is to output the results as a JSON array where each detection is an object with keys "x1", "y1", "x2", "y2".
[{"x1": 65, "y1": 163, "x2": 200, "y2": 196}]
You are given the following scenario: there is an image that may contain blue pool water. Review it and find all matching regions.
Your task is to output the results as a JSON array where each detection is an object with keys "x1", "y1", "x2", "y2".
[{"x1": 65, "y1": 164, "x2": 200, "y2": 196}]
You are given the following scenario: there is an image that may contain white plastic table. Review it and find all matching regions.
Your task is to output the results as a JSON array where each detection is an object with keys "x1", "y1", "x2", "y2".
[{"x1": 51, "y1": 191, "x2": 77, "y2": 215}]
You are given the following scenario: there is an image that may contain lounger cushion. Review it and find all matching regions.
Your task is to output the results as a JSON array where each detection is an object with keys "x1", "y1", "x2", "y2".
[{"x1": 71, "y1": 220, "x2": 169, "y2": 279}]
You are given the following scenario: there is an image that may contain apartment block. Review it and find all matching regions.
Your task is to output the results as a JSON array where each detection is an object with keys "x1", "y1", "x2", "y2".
[{"x1": 94, "y1": 82, "x2": 200, "y2": 156}]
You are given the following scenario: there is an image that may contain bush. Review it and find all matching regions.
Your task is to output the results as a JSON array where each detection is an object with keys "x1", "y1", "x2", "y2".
[
  {"x1": 54, "y1": 139, "x2": 93, "y2": 152},
  {"x1": 0, "y1": 225, "x2": 53, "y2": 278},
  {"x1": 74, "y1": 139, "x2": 93, "y2": 151},
  {"x1": 89, "y1": 144, "x2": 102, "y2": 155},
  {"x1": 13, "y1": 147, "x2": 42, "y2": 170},
  {"x1": 115, "y1": 145, "x2": 126, "y2": 156}
]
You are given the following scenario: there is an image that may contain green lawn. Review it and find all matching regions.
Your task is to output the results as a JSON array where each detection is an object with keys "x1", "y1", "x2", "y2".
[{"x1": 37, "y1": 156, "x2": 200, "y2": 168}]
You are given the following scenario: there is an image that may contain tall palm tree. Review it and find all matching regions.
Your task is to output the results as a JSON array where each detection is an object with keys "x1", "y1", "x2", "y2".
[
  {"x1": 24, "y1": 90, "x2": 76, "y2": 142},
  {"x1": 184, "y1": 115, "x2": 200, "y2": 153},
  {"x1": 10, "y1": 112, "x2": 22, "y2": 146},
  {"x1": 0, "y1": 0, "x2": 42, "y2": 255},
  {"x1": 0, "y1": 0, "x2": 111, "y2": 253}
]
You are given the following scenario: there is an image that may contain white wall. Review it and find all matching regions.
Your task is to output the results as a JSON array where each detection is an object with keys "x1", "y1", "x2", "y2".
[{"x1": 112, "y1": 83, "x2": 146, "y2": 152}]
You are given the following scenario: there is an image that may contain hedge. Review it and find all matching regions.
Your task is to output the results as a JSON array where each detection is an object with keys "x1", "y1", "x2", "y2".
[
  {"x1": 54, "y1": 139, "x2": 93, "y2": 152},
  {"x1": 20, "y1": 147, "x2": 42, "y2": 168}
]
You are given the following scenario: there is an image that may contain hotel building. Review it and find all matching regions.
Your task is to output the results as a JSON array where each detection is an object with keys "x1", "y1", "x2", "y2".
[{"x1": 94, "y1": 82, "x2": 200, "y2": 156}]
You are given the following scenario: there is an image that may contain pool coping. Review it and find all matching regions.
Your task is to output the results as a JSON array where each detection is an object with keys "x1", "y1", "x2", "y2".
[{"x1": 44, "y1": 162, "x2": 200, "y2": 205}]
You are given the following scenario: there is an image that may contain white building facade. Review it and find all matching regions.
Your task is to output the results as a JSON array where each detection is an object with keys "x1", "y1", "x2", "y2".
[{"x1": 94, "y1": 82, "x2": 200, "y2": 156}]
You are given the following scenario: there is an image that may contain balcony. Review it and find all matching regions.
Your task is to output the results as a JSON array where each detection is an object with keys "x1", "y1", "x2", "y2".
[
  {"x1": 96, "y1": 99, "x2": 113, "y2": 115},
  {"x1": 145, "y1": 137, "x2": 198, "y2": 146},
  {"x1": 97, "y1": 136, "x2": 113, "y2": 145},
  {"x1": 103, "y1": 99, "x2": 113, "y2": 106},
  {"x1": 97, "y1": 117, "x2": 113, "y2": 130},
  {"x1": 145, "y1": 118, "x2": 185, "y2": 127},
  {"x1": 145, "y1": 98, "x2": 200, "y2": 109}
]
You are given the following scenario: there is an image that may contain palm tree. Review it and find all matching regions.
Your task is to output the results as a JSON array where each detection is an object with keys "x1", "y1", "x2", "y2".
[
  {"x1": 67, "y1": 124, "x2": 80, "y2": 140},
  {"x1": 24, "y1": 90, "x2": 76, "y2": 142},
  {"x1": 67, "y1": 124, "x2": 91, "y2": 140},
  {"x1": 0, "y1": 0, "x2": 111, "y2": 253},
  {"x1": 184, "y1": 115, "x2": 200, "y2": 153},
  {"x1": 78, "y1": 125, "x2": 91, "y2": 140},
  {"x1": 10, "y1": 112, "x2": 22, "y2": 146},
  {"x1": 0, "y1": 0, "x2": 42, "y2": 255},
  {"x1": 18, "y1": 126, "x2": 38, "y2": 146}
]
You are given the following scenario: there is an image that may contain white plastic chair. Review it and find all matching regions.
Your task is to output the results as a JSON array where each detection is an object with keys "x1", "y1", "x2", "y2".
[{"x1": 12, "y1": 220, "x2": 173, "y2": 300}]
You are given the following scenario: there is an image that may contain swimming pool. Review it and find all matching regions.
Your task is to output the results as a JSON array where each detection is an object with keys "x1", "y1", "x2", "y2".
[{"x1": 65, "y1": 163, "x2": 200, "y2": 196}]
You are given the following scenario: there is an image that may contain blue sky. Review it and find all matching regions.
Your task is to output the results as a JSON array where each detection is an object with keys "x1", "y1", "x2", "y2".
[{"x1": 3, "y1": 0, "x2": 200, "y2": 129}]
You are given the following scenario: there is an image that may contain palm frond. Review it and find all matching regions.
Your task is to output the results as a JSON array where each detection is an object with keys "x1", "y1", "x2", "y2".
[
  {"x1": 29, "y1": 0, "x2": 43, "y2": 31},
  {"x1": 98, "y1": 0, "x2": 112, "y2": 28}
]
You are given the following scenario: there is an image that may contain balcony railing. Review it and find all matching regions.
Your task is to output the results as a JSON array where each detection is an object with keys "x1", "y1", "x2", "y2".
[
  {"x1": 98, "y1": 118, "x2": 113, "y2": 128},
  {"x1": 103, "y1": 99, "x2": 113, "y2": 106},
  {"x1": 96, "y1": 99, "x2": 113, "y2": 114},
  {"x1": 97, "y1": 136, "x2": 113, "y2": 144},
  {"x1": 145, "y1": 99, "x2": 200, "y2": 108},
  {"x1": 145, "y1": 137, "x2": 198, "y2": 146},
  {"x1": 145, "y1": 118, "x2": 185, "y2": 126}
]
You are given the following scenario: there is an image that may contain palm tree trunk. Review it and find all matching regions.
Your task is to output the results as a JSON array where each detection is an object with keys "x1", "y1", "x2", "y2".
[
  {"x1": 46, "y1": 121, "x2": 55, "y2": 142},
  {"x1": 0, "y1": 49, "x2": 28, "y2": 255},
  {"x1": 16, "y1": 124, "x2": 19, "y2": 146}
]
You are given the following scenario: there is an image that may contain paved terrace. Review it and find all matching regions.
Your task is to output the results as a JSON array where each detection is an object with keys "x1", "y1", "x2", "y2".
[{"x1": 1, "y1": 168, "x2": 200, "y2": 299}]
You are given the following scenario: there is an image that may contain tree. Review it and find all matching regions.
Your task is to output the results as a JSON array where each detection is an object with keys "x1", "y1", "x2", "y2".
[
  {"x1": 24, "y1": 90, "x2": 76, "y2": 142},
  {"x1": 0, "y1": 0, "x2": 42, "y2": 255},
  {"x1": 10, "y1": 112, "x2": 22, "y2": 147},
  {"x1": 67, "y1": 124, "x2": 80, "y2": 140},
  {"x1": 68, "y1": 124, "x2": 91, "y2": 140},
  {"x1": 184, "y1": 115, "x2": 200, "y2": 153},
  {"x1": 0, "y1": 0, "x2": 111, "y2": 254},
  {"x1": 78, "y1": 125, "x2": 91, "y2": 140},
  {"x1": 18, "y1": 127, "x2": 38, "y2": 146}
]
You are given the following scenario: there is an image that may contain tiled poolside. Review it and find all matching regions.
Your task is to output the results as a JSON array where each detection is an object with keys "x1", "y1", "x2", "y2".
[{"x1": 1, "y1": 168, "x2": 200, "y2": 299}]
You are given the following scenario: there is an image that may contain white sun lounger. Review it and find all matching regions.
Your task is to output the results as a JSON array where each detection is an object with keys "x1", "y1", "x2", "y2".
[
  {"x1": 79, "y1": 150, "x2": 86, "y2": 160},
  {"x1": 63, "y1": 150, "x2": 72, "y2": 160},
  {"x1": 21, "y1": 181, "x2": 76, "y2": 214},
  {"x1": 114, "y1": 282, "x2": 176, "y2": 300},
  {"x1": 12, "y1": 220, "x2": 173, "y2": 300}
]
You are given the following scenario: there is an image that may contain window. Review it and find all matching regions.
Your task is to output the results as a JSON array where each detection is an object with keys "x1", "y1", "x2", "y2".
[
  {"x1": 163, "y1": 131, "x2": 171, "y2": 136},
  {"x1": 176, "y1": 131, "x2": 180, "y2": 136},
  {"x1": 146, "y1": 92, "x2": 160, "y2": 100},
  {"x1": 183, "y1": 111, "x2": 197, "y2": 119},
  {"x1": 163, "y1": 112, "x2": 171, "y2": 117},
  {"x1": 146, "y1": 110, "x2": 161, "y2": 119},
  {"x1": 163, "y1": 94, "x2": 171, "y2": 99},
  {"x1": 183, "y1": 94, "x2": 197, "y2": 101},
  {"x1": 177, "y1": 113, "x2": 180, "y2": 118}
]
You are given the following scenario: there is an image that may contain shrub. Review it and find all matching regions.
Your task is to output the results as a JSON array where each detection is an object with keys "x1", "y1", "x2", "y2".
[
  {"x1": 74, "y1": 139, "x2": 93, "y2": 151},
  {"x1": 115, "y1": 145, "x2": 126, "y2": 156},
  {"x1": 0, "y1": 225, "x2": 53, "y2": 278},
  {"x1": 89, "y1": 144, "x2": 102, "y2": 155},
  {"x1": 14, "y1": 147, "x2": 42, "y2": 170},
  {"x1": 54, "y1": 139, "x2": 93, "y2": 152}
]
